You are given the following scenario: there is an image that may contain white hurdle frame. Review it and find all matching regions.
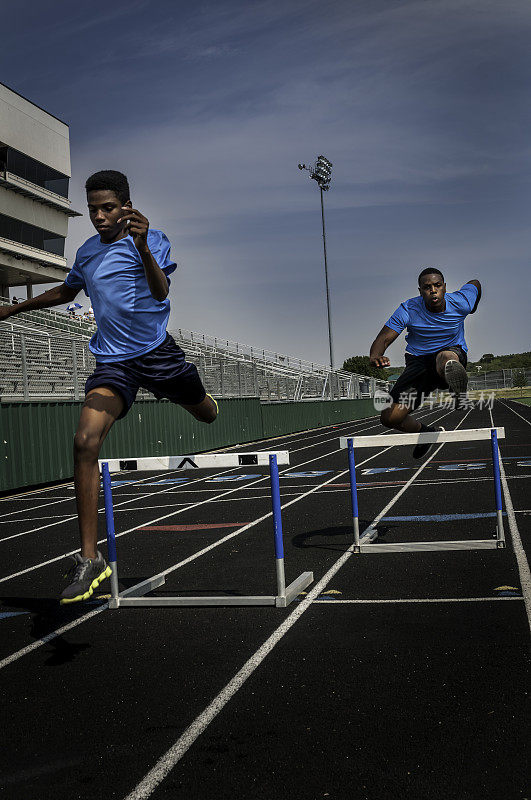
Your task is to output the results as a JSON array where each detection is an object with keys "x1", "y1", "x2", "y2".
[
  {"x1": 100, "y1": 451, "x2": 313, "y2": 608},
  {"x1": 339, "y1": 427, "x2": 507, "y2": 553}
]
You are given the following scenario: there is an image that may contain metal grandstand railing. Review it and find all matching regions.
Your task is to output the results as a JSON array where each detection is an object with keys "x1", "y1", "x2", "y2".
[{"x1": 0, "y1": 301, "x2": 389, "y2": 402}]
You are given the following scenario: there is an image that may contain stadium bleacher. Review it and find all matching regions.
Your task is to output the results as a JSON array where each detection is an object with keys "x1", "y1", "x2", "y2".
[{"x1": 0, "y1": 296, "x2": 387, "y2": 402}]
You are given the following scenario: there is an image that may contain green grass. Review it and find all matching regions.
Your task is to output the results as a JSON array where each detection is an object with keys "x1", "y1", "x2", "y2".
[{"x1": 511, "y1": 397, "x2": 531, "y2": 407}]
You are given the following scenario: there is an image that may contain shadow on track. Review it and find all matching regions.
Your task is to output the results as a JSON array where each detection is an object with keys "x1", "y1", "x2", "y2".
[
  {"x1": 1, "y1": 595, "x2": 97, "y2": 666},
  {"x1": 291, "y1": 520, "x2": 392, "y2": 552}
]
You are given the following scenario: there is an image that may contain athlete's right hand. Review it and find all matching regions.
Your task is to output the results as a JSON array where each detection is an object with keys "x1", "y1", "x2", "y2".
[
  {"x1": 0, "y1": 306, "x2": 13, "y2": 322},
  {"x1": 370, "y1": 355, "x2": 390, "y2": 368}
]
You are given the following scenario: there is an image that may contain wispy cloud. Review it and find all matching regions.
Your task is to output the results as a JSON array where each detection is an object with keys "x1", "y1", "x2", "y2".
[{"x1": 2, "y1": 0, "x2": 530, "y2": 363}]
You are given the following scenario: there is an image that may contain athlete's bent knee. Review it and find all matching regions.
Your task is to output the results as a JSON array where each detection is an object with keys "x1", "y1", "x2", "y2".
[{"x1": 73, "y1": 429, "x2": 102, "y2": 460}]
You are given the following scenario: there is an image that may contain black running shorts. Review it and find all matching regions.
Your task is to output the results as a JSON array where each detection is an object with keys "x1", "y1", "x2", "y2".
[{"x1": 389, "y1": 346, "x2": 467, "y2": 409}]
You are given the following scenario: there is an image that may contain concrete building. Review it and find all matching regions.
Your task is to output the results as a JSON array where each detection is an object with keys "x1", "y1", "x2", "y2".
[{"x1": 0, "y1": 81, "x2": 81, "y2": 300}]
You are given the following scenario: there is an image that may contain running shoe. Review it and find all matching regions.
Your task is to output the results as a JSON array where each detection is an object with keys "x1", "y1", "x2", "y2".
[
  {"x1": 412, "y1": 426, "x2": 445, "y2": 459},
  {"x1": 444, "y1": 360, "x2": 468, "y2": 395},
  {"x1": 60, "y1": 551, "x2": 111, "y2": 605}
]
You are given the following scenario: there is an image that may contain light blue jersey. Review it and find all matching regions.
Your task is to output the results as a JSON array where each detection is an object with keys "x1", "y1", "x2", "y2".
[
  {"x1": 385, "y1": 283, "x2": 478, "y2": 356},
  {"x1": 65, "y1": 229, "x2": 177, "y2": 362}
]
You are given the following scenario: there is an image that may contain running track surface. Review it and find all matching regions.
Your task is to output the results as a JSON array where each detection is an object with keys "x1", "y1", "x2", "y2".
[{"x1": 0, "y1": 400, "x2": 529, "y2": 800}]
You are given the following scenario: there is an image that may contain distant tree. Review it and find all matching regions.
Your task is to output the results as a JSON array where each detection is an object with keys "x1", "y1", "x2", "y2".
[
  {"x1": 512, "y1": 369, "x2": 528, "y2": 396},
  {"x1": 343, "y1": 356, "x2": 387, "y2": 380},
  {"x1": 480, "y1": 353, "x2": 494, "y2": 363}
]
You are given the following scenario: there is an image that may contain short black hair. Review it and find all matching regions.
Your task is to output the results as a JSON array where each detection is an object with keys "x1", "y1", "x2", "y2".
[
  {"x1": 85, "y1": 170, "x2": 130, "y2": 204},
  {"x1": 418, "y1": 267, "x2": 444, "y2": 285}
]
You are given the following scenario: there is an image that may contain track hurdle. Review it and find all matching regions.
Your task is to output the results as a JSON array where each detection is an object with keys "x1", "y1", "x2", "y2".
[
  {"x1": 340, "y1": 427, "x2": 506, "y2": 553},
  {"x1": 99, "y1": 451, "x2": 313, "y2": 608}
]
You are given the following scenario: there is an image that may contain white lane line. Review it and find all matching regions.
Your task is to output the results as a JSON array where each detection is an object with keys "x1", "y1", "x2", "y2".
[
  {"x1": 360, "y1": 409, "x2": 472, "y2": 534},
  {"x1": 0, "y1": 440, "x2": 357, "y2": 581},
  {"x1": 309, "y1": 597, "x2": 523, "y2": 604},
  {"x1": 122, "y1": 412, "x2": 469, "y2": 800},
  {"x1": 0, "y1": 408, "x2": 438, "y2": 514},
  {"x1": 0, "y1": 407, "x2": 457, "y2": 671},
  {"x1": 0, "y1": 409, "x2": 439, "y2": 579},
  {"x1": 490, "y1": 407, "x2": 531, "y2": 634},
  {"x1": 0, "y1": 471, "x2": 235, "y2": 545},
  {"x1": 0, "y1": 604, "x2": 108, "y2": 671},
  {"x1": 0, "y1": 413, "x2": 378, "y2": 505},
  {"x1": 0, "y1": 441, "x2": 397, "y2": 672},
  {"x1": 500, "y1": 400, "x2": 531, "y2": 428}
]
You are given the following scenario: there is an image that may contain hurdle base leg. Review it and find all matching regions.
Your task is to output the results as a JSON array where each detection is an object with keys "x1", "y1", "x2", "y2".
[
  {"x1": 275, "y1": 571, "x2": 314, "y2": 608},
  {"x1": 113, "y1": 595, "x2": 277, "y2": 607},
  {"x1": 356, "y1": 528, "x2": 378, "y2": 551},
  {"x1": 109, "y1": 574, "x2": 166, "y2": 609},
  {"x1": 360, "y1": 539, "x2": 501, "y2": 553}
]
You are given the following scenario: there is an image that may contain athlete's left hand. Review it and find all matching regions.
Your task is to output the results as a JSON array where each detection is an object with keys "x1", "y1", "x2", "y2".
[{"x1": 118, "y1": 207, "x2": 149, "y2": 251}]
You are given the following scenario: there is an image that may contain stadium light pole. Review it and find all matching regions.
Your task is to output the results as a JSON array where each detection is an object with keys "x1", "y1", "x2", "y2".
[{"x1": 298, "y1": 156, "x2": 335, "y2": 381}]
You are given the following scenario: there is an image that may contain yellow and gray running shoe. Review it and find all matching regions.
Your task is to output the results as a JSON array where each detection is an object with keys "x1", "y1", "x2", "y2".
[{"x1": 60, "y1": 551, "x2": 111, "y2": 605}]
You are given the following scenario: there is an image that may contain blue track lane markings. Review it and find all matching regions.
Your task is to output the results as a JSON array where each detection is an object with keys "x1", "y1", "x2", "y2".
[{"x1": 381, "y1": 512, "x2": 507, "y2": 523}]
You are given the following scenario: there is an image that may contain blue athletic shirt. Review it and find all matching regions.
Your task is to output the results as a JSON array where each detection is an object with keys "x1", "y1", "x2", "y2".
[
  {"x1": 65, "y1": 229, "x2": 177, "y2": 362},
  {"x1": 385, "y1": 283, "x2": 479, "y2": 356}
]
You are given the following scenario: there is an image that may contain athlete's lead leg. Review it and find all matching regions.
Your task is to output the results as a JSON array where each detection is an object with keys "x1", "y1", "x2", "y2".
[{"x1": 436, "y1": 350, "x2": 468, "y2": 398}]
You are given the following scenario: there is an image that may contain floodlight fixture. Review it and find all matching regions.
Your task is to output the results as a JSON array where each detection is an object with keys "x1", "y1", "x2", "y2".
[{"x1": 298, "y1": 153, "x2": 335, "y2": 377}]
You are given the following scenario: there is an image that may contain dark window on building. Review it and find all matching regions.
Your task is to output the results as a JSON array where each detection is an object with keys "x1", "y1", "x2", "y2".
[
  {"x1": 2, "y1": 146, "x2": 69, "y2": 198},
  {"x1": 0, "y1": 213, "x2": 65, "y2": 256}
]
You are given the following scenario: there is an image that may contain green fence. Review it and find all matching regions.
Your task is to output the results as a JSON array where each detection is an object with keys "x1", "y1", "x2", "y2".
[
  {"x1": 261, "y1": 399, "x2": 376, "y2": 438},
  {"x1": 0, "y1": 397, "x2": 378, "y2": 492}
]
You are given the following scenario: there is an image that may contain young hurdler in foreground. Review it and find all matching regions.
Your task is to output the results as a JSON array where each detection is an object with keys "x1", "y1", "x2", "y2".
[
  {"x1": 0, "y1": 170, "x2": 217, "y2": 602},
  {"x1": 369, "y1": 268, "x2": 481, "y2": 458}
]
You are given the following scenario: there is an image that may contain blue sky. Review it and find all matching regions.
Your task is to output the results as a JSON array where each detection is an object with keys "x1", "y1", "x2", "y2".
[{"x1": 2, "y1": 0, "x2": 530, "y2": 365}]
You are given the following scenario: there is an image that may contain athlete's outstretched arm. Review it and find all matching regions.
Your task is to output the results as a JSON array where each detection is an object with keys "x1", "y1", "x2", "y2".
[
  {"x1": 0, "y1": 283, "x2": 80, "y2": 322},
  {"x1": 466, "y1": 279, "x2": 481, "y2": 313},
  {"x1": 369, "y1": 325, "x2": 400, "y2": 368}
]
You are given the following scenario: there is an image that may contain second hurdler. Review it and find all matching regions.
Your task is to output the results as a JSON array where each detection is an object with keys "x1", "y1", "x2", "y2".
[{"x1": 369, "y1": 268, "x2": 481, "y2": 458}]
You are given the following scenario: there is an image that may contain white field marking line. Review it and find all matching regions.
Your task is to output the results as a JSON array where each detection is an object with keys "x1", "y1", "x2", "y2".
[
  {"x1": 354, "y1": 408, "x2": 473, "y2": 534},
  {"x1": 0, "y1": 407, "x2": 439, "y2": 542},
  {"x1": 0, "y1": 413, "x2": 378, "y2": 505},
  {"x1": 142, "y1": 447, "x2": 399, "y2": 585},
  {"x1": 0, "y1": 418, "x2": 368, "y2": 523},
  {"x1": 0, "y1": 440, "x2": 400, "y2": 671},
  {"x1": 499, "y1": 399, "x2": 531, "y2": 428},
  {"x1": 490, "y1": 406, "x2": 531, "y2": 634},
  {"x1": 220, "y1": 406, "x2": 444, "y2": 455},
  {"x1": 0, "y1": 415, "x2": 402, "y2": 583},
  {"x1": 0, "y1": 604, "x2": 109, "y2": 672},
  {"x1": 97, "y1": 473, "x2": 529, "y2": 500},
  {"x1": 0, "y1": 406, "x2": 457, "y2": 583},
  {"x1": 287, "y1": 407, "x2": 444, "y2": 455},
  {"x1": 0, "y1": 408, "x2": 457, "y2": 671},
  {"x1": 122, "y1": 413, "x2": 467, "y2": 800},
  {"x1": 0, "y1": 406, "x2": 437, "y2": 552},
  {"x1": 309, "y1": 597, "x2": 524, "y2": 604},
  {"x1": 0, "y1": 464, "x2": 243, "y2": 525},
  {"x1": 0, "y1": 466, "x2": 243, "y2": 545},
  {"x1": 0, "y1": 480, "x2": 77, "y2": 503},
  {"x1": 107, "y1": 407, "x2": 457, "y2": 585},
  {"x1": 0, "y1": 515, "x2": 79, "y2": 523},
  {"x1": 0, "y1": 407, "x2": 437, "y2": 513},
  {"x1": 213, "y1": 413, "x2": 383, "y2": 453}
]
